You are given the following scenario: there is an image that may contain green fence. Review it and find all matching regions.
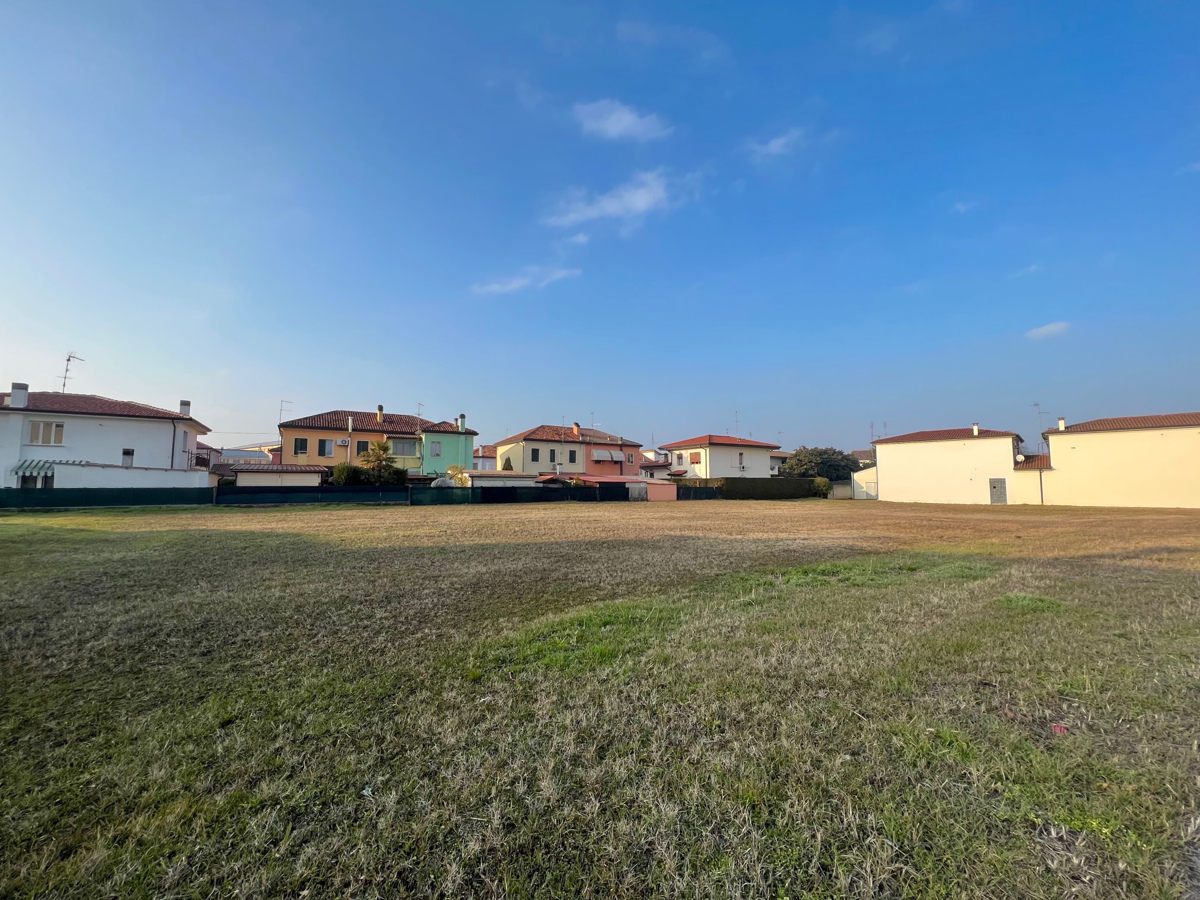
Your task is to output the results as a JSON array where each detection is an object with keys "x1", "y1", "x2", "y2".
[
  {"x1": 670, "y1": 477, "x2": 818, "y2": 500},
  {"x1": 0, "y1": 487, "x2": 215, "y2": 509},
  {"x1": 216, "y1": 485, "x2": 411, "y2": 505}
]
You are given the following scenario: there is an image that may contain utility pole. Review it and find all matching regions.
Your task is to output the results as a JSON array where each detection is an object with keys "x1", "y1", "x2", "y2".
[{"x1": 61, "y1": 352, "x2": 84, "y2": 392}]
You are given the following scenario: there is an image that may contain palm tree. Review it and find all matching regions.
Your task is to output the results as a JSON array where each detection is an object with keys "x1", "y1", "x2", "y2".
[
  {"x1": 358, "y1": 441, "x2": 397, "y2": 484},
  {"x1": 445, "y1": 464, "x2": 470, "y2": 487}
]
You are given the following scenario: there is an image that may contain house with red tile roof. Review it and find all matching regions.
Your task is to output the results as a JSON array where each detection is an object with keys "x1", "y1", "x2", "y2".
[
  {"x1": 659, "y1": 434, "x2": 782, "y2": 479},
  {"x1": 494, "y1": 422, "x2": 643, "y2": 476},
  {"x1": 870, "y1": 423, "x2": 1024, "y2": 505},
  {"x1": 1, "y1": 382, "x2": 215, "y2": 489},
  {"x1": 472, "y1": 444, "x2": 497, "y2": 471},
  {"x1": 279, "y1": 405, "x2": 477, "y2": 477}
]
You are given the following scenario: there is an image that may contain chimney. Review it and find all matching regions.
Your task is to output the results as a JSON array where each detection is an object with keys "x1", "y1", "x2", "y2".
[
  {"x1": 458, "y1": 413, "x2": 466, "y2": 433},
  {"x1": 377, "y1": 404, "x2": 384, "y2": 424},
  {"x1": 572, "y1": 422, "x2": 580, "y2": 436},
  {"x1": 1057, "y1": 417, "x2": 1066, "y2": 432},
  {"x1": 971, "y1": 422, "x2": 979, "y2": 436},
  {"x1": 180, "y1": 400, "x2": 191, "y2": 417},
  {"x1": 9, "y1": 382, "x2": 28, "y2": 409},
  {"x1": 348, "y1": 416, "x2": 354, "y2": 432}
]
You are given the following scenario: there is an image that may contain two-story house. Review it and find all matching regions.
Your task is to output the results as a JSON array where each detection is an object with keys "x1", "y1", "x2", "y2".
[
  {"x1": 278, "y1": 405, "x2": 477, "y2": 476},
  {"x1": 1, "y1": 382, "x2": 215, "y2": 489},
  {"x1": 659, "y1": 434, "x2": 782, "y2": 479},
  {"x1": 495, "y1": 422, "x2": 643, "y2": 475}
]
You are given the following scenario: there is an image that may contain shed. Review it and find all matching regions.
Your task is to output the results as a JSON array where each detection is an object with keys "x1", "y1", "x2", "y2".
[{"x1": 232, "y1": 464, "x2": 326, "y2": 487}]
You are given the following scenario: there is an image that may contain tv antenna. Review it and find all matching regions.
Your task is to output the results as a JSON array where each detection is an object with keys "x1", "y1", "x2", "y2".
[
  {"x1": 734, "y1": 410, "x2": 739, "y2": 435},
  {"x1": 278, "y1": 399, "x2": 293, "y2": 424},
  {"x1": 61, "y1": 352, "x2": 84, "y2": 392},
  {"x1": 1031, "y1": 402, "x2": 1053, "y2": 453}
]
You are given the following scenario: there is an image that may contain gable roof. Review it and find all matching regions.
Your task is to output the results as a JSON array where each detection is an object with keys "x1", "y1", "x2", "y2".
[
  {"x1": 231, "y1": 463, "x2": 328, "y2": 473},
  {"x1": 851, "y1": 449, "x2": 875, "y2": 461},
  {"x1": 473, "y1": 444, "x2": 497, "y2": 458},
  {"x1": 873, "y1": 427, "x2": 1019, "y2": 445},
  {"x1": 0, "y1": 391, "x2": 209, "y2": 431},
  {"x1": 659, "y1": 434, "x2": 782, "y2": 451},
  {"x1": 496, "y1": 424, "x2": 642, "y2": 447},
  {"x1": 1047, "y1": 412, "x2": 1200, "y2": 435},
  {"x1": 280, "y1": 409, "x2": 478, "y2": 436}
]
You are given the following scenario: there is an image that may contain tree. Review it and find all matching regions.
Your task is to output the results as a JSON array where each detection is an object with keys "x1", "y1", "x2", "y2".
[
  {"x1": 330, "y1": 462, "x2": 367, "y2": 485},
  {"x1": 781, "y1": 446, "x2": 861, "y2": 482},
  {"x1": 358, "y1": 441, "x2": 398, "y2": 484},
  {"x1": 445, "y1": 464, "x2": 470, "y2": 487},
  {"x1": 501, "y1": 456, "x2": 514, "y2": 471}
]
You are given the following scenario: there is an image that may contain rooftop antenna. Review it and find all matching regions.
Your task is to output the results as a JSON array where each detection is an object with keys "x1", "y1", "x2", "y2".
[
  {"x1": 734, "y1": 409, "x2": 739, "y2": 435},
  {"x1": 278, "y1": 399, "x2": 292, "y2": 424},
  {"x1": 417, "y1": 401, "x2": 424, "y2": 419},
  {"x1": 870, "y1": 421, "x2": 875, "y2": 442},
  {"x1": 1031, "y1": 402, "x2": 1053, "y2": 454},
  {"x1": 61, "y1": 352, "x2": 84, "y2": 392}
]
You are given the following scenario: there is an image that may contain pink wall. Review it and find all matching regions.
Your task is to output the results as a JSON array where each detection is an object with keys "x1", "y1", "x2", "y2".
[{"x1": 583, "y1": 443, "x2": 642, "y2": 476}]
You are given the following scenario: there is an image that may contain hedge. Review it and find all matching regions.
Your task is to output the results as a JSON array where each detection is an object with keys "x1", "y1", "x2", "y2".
[{"x1": 670, "y1": 477, "x2": 819, "y2": 500}]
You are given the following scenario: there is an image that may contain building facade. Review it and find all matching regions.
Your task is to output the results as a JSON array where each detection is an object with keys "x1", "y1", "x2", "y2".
[
  {"x1": 1, "y1": 383, "x2": 215, "y2": 489},
  {"x1": 872, "y1": 425, "x2": 1022, "y2": 505},
  {"x1": 495, "y1": 423, "x2": 643, "y2": 476},
  {"x1": 658, "y1": 435, "x2": 782, "y2": 479}
]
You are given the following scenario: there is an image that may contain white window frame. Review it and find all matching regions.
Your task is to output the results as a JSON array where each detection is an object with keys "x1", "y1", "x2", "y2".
[
  {"x1": 429, "y1": 441, "x2": 442, "y2": 458},
  {"x1": 318, "y1": 439, "x2": 335, "y2": 457},
  {"x1": 28, "y1": 421, "x2": 65, "y2": 445}
]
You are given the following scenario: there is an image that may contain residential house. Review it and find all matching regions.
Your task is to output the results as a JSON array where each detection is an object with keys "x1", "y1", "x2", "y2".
[
  {"x1": 851, "y1": 449, "x2": 876, "y2": 469},
  {"x1": 659, "y1": 435, "x2": 782, "y2": 479},
  {"x1": 279, "y1": 406, "x2": 477, "y2": 476},
  {"x1": 769, "y1": 450, "x2": 790, "y2": 476},
  {"x1": 495, "y1": 423, "x2": 643, "y2": 476},
  {"x1": 872, "y1": 424, "x2": 1022, "y2": 505},
  {"x1": 1, "y1": 382, "x2": 215, "y2": 489},
  {"x1": 639, "y1": 450, "x2": 677, "y2": 479},
  {"x1": 472, "y1": 444, "x2": 497, "y2": 471}
]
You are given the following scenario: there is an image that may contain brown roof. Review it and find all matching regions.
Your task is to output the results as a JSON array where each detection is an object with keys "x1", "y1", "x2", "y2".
[
  {"x1": 0, "y1": 391, "x2": 209, "y2": 430},
  {"x1": 874, "y1": 427, "x2": 1019, "y2": 445},
  {"x1": 497, "y1": 424, "x2": 643, "y2": 447},
  {"x1": 231, "y1": 463, "x2": 328, "y2": 473},
  {"x1": 1014, "y1": 453, "x2": 1052, "y2": 470},
  {"x1": 659, "y1": 434, "x2": 782, "y2": 450},
  {"x1": 1048, "y1": 412, "x2": 1200, "y2": 435},
  {"x1": 639, "y1": 459, "x2": 672, "y2": 468},
  {"x1": 474, "y1": 444, "x2": 497, "y2": 458},
  {"x1": 850, "y1": 449, "x2": 875, "y2": 461},
  {"x1": 280, "y1": 409, "x2": 478, "y2": 436}
]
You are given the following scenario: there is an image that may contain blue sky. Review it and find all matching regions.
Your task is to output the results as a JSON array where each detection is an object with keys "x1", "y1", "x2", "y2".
[{"x1": 1, "y1": 1, "x2": 1197, "y2": 451}]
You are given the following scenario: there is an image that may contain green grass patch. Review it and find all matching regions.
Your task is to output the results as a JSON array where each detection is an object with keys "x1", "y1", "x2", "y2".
[{"x1": 1000, "y1": 592, "x2": 1064, "y2": 613}]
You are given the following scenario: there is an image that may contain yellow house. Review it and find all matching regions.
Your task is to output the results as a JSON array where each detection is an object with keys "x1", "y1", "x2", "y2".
[
  {"x1": 872, "y1": 412, "x2": 1200, "y2": 509},
  {"x1": 279, "y1": 405, "x2": 477, "y2": 474},
  {"x1": 1039, "y1": 413, "x2": 1200, "y2": 508},
  {"x1": 494, "y1": 423, "x2": 643, "y2": 476}
]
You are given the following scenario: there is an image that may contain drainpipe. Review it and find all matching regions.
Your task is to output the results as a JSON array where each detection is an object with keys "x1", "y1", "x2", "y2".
[
  {"x1": 348, "y1": 416, "x2": 354, "y2": 464},
  {"x1": 1039, "y1": 468, "x2": 1044, "y2": 505},
  {"x1": 170, "y1": 420, "x2": 177, "y2": 469}
]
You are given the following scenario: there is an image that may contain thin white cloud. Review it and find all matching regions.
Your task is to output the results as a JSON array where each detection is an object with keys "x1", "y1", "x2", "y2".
[
  {"x1": 615, "y1": 21, "x2": 730, "y2": 65},
  {"x1": 573, "y1": 99, "x2": 672, "y2": 142},
  {"x1": 951, "y1": 201, "x2": 977, "y2": 214},
  {"x1": 1175, "y1": 161, "x2": 1200, "y2": 175},
  {"x1": 471, "y1": 267, "x2": 581, "y2": 295},
  {"x1": 1009, "y1": 263, "x2": 1043, "y2": 279},
  {"x1": 545, "y1": 169, "x2": 678, "y2": 228},
  {"x1": 567, "y1": 232, "x2": 589, "y2": 245},
  {"x1": 748, "y1": 127, "x2": 806, "y2": 161},
  {"x1": 857, "y1": 23, "x2": 900, "y2": 54},
  {"x1": 1025, "y1": 321, "x2": 1069, "y2": 340}
]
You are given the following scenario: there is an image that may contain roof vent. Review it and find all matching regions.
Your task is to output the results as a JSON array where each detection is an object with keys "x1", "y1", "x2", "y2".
[
  {"x1": 972, "y1": 422, "x2": 980, "y2": 436},
  {"x1": 377, "y1": 404, "x2": 384, "y2": 424}
]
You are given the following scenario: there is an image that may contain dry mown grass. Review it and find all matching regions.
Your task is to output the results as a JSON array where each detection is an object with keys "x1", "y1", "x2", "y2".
[{"x1": 2, "y1": 501, "x2": 1199, "y2": 898}]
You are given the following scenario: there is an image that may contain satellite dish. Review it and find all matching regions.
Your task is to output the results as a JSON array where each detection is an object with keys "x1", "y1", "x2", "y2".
[{"x1": 1015, "y1": 454, "x2": 1026, "y2": 463}]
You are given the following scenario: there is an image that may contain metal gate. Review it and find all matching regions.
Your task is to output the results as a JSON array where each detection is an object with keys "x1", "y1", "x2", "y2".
[{"x1": 989, "y1": 478, "x2": 1008, "y2": 504}]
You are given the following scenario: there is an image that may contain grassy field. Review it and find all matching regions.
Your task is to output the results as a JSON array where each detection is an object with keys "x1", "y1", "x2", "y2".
[{"x1": 2, "y1": 501, "x2": 1199, "y2": 898}]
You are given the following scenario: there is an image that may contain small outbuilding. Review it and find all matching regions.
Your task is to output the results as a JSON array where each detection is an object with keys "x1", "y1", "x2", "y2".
[{"x1": 232, "y1": 464, "x2": 326, "y2": 487}]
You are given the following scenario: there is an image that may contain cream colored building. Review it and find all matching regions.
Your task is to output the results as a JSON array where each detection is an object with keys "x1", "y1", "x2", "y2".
[
  {"x1": 659, "y1": 435, "x2": 781, "y2": 479},
  {"x1": 872, "y1": 412, "x2": 1200, "y2": 509},
  {"x1": 494, "y1": 423, "x2": 643, "y2": 476},
  {"x1": 232, "y1": 464, "x2": 325, "y2": 487}
]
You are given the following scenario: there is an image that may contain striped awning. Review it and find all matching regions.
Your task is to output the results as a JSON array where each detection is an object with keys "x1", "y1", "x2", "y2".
[{"x1": 10, "y1": 459, "x2": 84, "y2": 476}]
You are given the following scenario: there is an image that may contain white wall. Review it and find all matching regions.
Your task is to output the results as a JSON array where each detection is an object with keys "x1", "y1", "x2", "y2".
[
  {"x1": 875, "y1": 437, "x2": 1019, "y2": 504},
  {"x1": 235, "y1": 471, "x2": 321, "y2": 487},
  {"x1": 0, "y1": 410, "x2": 206, "y2": 488},
  {"x1": 666, "y1": 445, "x2": 774, "y2": 478},
  {"x1": 852, "y1": 467, "x2": 878, "y2": 499},
  {"x1": 53, "y1": 464, "x2": 215, "y2": 488}
]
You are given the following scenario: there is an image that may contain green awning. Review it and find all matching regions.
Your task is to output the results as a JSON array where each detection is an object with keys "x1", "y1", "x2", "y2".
[{"x1": 10, "y1": 460, "x2": 84, "y2": 476}]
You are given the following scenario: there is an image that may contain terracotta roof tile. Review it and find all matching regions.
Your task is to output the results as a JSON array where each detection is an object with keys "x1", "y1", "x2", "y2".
[
  {"x1": 659, "y1": 434, "x2": 782, "y2": 450},
  {"x1": 0, "y1": 392, "x2": 209, "y2": 430},
  {"x1": 280, "y1": 409, "x2": 478, "y2": 436},
  {"x1": 851, "y1": 449, "x2": 875, "y2": 461},
  {"x1": 231, "y1": 463, "x2": 328, "y2": 473},
  {"x1": 474, "y1": 444, "x2": 497, "y2": 458},
  {"x1": 1014, "y1": 453, "x2": 1052, "y2": 470},
  {"x1": 1049, "y1": 412, "x2": 1200, "y2": 435},
  {"x1": 874, "y1": 427, "x2": 1019, "y2": 445},
  {"x1": 497, "y1": 424, "x2": 642, "y2": 447}
]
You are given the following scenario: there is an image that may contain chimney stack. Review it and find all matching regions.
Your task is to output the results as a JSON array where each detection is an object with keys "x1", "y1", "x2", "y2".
[
  {"x1": 458, "y1": 413, "x2": 466, "y2": 433},
  {"x1": 971, "y1": 422, "x2": 980, "y2": 436},
  {"x1": 1057, "y1": 417, "x2": 1066, "y2": 431},
  {"x1": 179, "y1": 400, "x2": 191, "y2": 417},
  {"x1": 377, "y1": 404, "x2": 384, "y2": 424},
  {"x1": 572, "y1": 421, "x2": 580, "y2": 436},
  {"x1": 9, "y1": 382, "x2": 28, "y2": 409}
]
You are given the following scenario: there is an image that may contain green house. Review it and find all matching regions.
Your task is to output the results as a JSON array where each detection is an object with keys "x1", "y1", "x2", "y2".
[{"x1": 419, "y1": 414, "x2": 477, "y2": 476}]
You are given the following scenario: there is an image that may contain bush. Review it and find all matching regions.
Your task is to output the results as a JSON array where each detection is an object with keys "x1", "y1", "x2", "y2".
[
  {"x1": 330, "y1": 463, "x2": 368, "y2": 486},
  {"x1": 376, "y1": 466, "x2": 408, "y2": 486},
  {"x1": 812, "y1": 477, "x2": 831, "y2": 498}
]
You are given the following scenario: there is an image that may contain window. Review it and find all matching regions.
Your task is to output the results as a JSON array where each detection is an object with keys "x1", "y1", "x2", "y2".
[
  {"x1": 738, "y1": 452, "x2": 744, "y2": 467},
  {"x1": 429, "y1": 441, "x2": 442, "y2": 458},
  {"x1": 318, "y1": 439, "x2": 335, "y2": 457},
  {"x1": 392, "y1": 440, "x2": 417, "y2": 456},
  {"x1": 549, "y1": 449, "x2": 556, "y2": 463},
  {"x1": 122, "y1": 448, "x2": 135, "y2": 468},
  {"x1": 569, "y1": 449, "x2": 577, "y2": 464},
  {"x1": 627, "y1": 452, "x2": 635, "y2": 464},
  {"x1": 676, "y1": 453, "x2": 684, "y2": 465},
  {"x1": 28, "y1": 421, "x2": 64, "y2": 445},
  {"x1": 294, "y1": 437, "x2": 309, "y2": 455},
  {"x1": 530, "y1": 448, "x2": 540, "y2": 463},
  {"x1": 356, "y1": 440, "x2": 370, "y2": 456},
  {"x1": 690, "y1": 452, "x2": 702, "y2": 465},
  {"x1": 20, "y1": 475, "x2": 37, "y2": 489}
]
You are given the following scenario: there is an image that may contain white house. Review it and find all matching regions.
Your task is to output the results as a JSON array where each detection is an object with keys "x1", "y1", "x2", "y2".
[
  {"x1": 658, "y1": 434, "x2": 782, "y2": 479},
  {"x1": 1, "y1": 383, "x2": 216, "y2": 489}
]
